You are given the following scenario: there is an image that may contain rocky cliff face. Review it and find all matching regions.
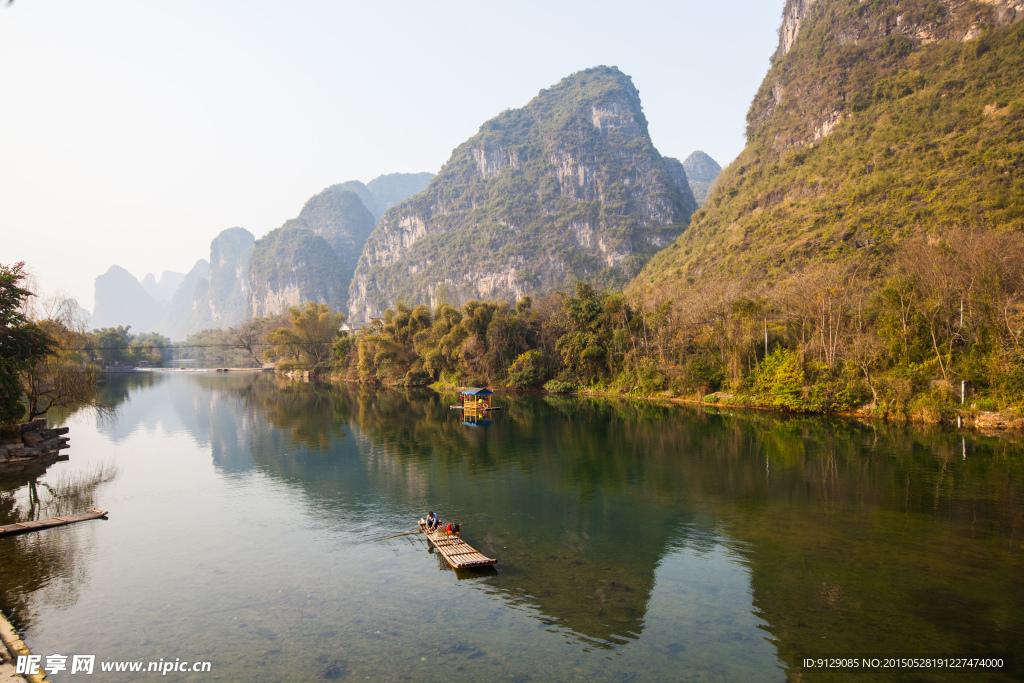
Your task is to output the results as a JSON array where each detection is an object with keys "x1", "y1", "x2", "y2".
[
  {"x1": 246, "y1": 225, "x2": 347, "y2": 318},
  {"x1": 661, "y1": 157, "x2": 699, "y2": 214},
  {"x1": 294, "y1": 187, "x2": 376, "y2": 311},
  {"x1": 298, "y1": 187, "x2": 377, "y2": 255},
  {"x1": 185, "y1": 227, "x2": 255, "y2": 333},
  {"x1": 635, "y1": 0, "x2": 1024, "y2": 296},
  {"x1": 93, "y1": 228, "x2": 253, "y2": 340},
  {"x1": 751, "y1": 0, "x2": 1024, "y2": 151},
  {"x1": 330, "y1": 181, "x2": 381, "y2": 221},
  {"x1": 245, "y1": 175, "x2": 433, "y2": 317},
  {"x1": 774, "y1": 0, "x2": 818, "y2": 62},
  {"x1": 349, "y1": 66, "x2": 692, "y2": 320}
]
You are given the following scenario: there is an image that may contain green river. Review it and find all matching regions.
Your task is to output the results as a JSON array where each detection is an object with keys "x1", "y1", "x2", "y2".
[{"x1": 0, "y1": 372, "x2": 1021, "y2": 681}]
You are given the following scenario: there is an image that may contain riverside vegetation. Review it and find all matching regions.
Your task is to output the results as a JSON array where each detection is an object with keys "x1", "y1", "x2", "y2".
[
  {"x1": 205, "y1": 256, "x2": 1021, "y2": 427},
  {"x1": 1, "y1": 261, "x2": 175, "y2": 427}
]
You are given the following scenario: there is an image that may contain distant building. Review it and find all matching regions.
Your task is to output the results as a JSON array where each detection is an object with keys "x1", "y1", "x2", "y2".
[{"x1": 338, "y1": 322, "x2": 366, "y2": 336}]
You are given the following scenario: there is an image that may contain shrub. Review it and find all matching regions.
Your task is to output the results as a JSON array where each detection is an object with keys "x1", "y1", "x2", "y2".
[
  {"x1": 543, "y1": 372, "x2": 579, "y2": 394},
  {"x1": 397, "y1": 369, "x2": 432, "y2": 387},
  {"x1": 506, "y1": 350, "x2": 552, "y2": 390},
  {"x1": 754, "y1": 348, "x2": 806, "y2": 411}
]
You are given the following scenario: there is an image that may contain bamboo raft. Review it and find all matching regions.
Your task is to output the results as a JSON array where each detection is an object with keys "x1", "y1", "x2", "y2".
[
  {"x1": 0, "y1": 508, "x2": 108, "y2": 538},
  {"x1": 418, "y1": 520, "x2": 497, "y2": 569}
]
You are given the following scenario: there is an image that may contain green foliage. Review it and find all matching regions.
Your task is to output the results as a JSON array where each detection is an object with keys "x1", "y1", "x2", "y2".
[
  {"x1": 131, "y1": 332, "x2": 173, "y2": 366},
  {"x1": 22, "y1": 319, "x2": 101, "y2": 420},
  {"x1": 397, "y1": 369, "x2": 432, "y2": 387},
  {"x1": 88, "y1": 327, "x2": 132, "y2": 366},
  {"x1": 177, "y1": 315, "x2": 288, "y2": 368},
  {"x1": 675, "y1": 359, "x2": 725, "y2": 396},
  {"x1": 873, "y1": 70, "x2": 925, "y2": 100},
  {"x1": 618, "y1": 3, "x2": 1024, "y2": 420},
  {"x1": 0, "y1": 263, "x2": 58, "y2": 425},
  {"x1": 266, "y1": 302, "x2": 345, "y2": 377},
  {"x1": 506, "y1": 350, "x2": 551, "y2": 390},
  {"x1": 543, "y1": 377, "x2": 579, "y2": 394},
  {"x1": 754, "y1": 348, "x2": 807, "y2": 411},
  {"x1": 556, "y1": 331, "x2": 606, "y2": 379},
  {"x1": 332, "y1": 336, "x2": 352, "y2": 363}
]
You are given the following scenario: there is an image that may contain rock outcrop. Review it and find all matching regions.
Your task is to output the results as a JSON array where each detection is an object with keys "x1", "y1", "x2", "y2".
[
  {"x1": 0, "y1": 419, "x2": 70, "y2": 466},
  {"x1": 292, "y1": 187, "x2": 376, "y2": 312},
  {"x1": 185, "y1": 227, "x2": 255, "y2": 332},
  {"x1": 91, "y1": 266, "x2": 167, "y2": 333},
  {"x1": 751, "y1": 0, "x2": 1024, "y2": 151},
  {"x1": 365, "y1": 173, "x2": 434, "y2": 218},
  {"x1": 661, "y1": 157, "x2": 699, "y2": 214},
  {"x1": 330, "y1": 173, "x2": 434, "y2": 222},
  {"x1": 349, "y1": 66, "x2": 693, "y2": 320},
  {"x1": 246, "y1": 225, "x2": 347, "y2": 318},
  {"x1": 246, "y1": 174, "x2": 434, "y2": 317},
  {"x1": 774, "y1": 0, "x2": 818, "y2": 62},
  {"x1": 90, "y1": 171, "x2": 432, "y2": 334}
]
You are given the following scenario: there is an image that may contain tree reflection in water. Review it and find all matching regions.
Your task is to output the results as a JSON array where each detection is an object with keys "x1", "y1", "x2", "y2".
[{"x1": 0, "y1": 458, "x2": 119, "y2": 632}]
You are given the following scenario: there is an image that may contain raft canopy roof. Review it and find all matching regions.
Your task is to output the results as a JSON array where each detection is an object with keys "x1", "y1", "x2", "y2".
[{"x1": 460, "y1": 388, "x2": 493, "y2": 396}]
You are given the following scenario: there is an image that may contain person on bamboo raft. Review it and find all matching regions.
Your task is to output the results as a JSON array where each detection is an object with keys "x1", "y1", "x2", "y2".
[{"x1": 426, "y1": 511, "x2": 440, "y2": 530}]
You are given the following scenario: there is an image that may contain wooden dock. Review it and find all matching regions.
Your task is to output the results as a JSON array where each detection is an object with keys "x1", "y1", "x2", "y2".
[
  {"x1": 418, "y1": 521, "x2": 497, "y2": 569},
  {"x1": 0, "y1": 508, "x2": 108, "y2": 538}
]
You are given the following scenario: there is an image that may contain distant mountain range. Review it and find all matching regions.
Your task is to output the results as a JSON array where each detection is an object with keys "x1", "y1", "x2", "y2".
[
  {"x1": 139, "y1": 271, "x2": 184, "y2": 303},
  {"x1": 91, "y1": 173, "x2": 434, "y2": 338}
]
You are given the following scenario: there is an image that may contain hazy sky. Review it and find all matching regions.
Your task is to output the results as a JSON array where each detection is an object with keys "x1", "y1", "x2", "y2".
[{"x1": 0, "y1": 0, "x2": 782, "y2": 312}]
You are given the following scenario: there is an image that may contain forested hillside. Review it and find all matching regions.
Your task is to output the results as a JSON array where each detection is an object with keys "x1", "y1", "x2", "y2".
[
  {"x1": 614, "y1": 0, "x2": 1024, "y2": 418},
  {"x1": 639, "y1": 0, "x2": 1024, "y2": 290}
]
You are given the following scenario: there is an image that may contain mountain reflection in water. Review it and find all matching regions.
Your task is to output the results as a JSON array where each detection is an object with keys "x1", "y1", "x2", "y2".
[
  {"x1": 102, "y1": 374, "x2": 1024, "y2": 664},
  {"x1": 224, "y1": 377, "x2": 684, "y2": 647},
  {"x1": 0, "y1": 372, "x2": 1019, "y2": 680}
]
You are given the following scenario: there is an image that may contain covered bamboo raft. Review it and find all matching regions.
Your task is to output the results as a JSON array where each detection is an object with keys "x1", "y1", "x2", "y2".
[
  {"x1": 418, "y1": 519, "x2": 497, "y2": 569},
  {"x1": 0, "y1": 508, "x2": 108, "y2": 538}
]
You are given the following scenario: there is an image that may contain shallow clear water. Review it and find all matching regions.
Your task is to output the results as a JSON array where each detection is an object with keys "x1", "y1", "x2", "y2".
[{"x1": 0, "y1": 373, "x2": 1021, "y2": 681}]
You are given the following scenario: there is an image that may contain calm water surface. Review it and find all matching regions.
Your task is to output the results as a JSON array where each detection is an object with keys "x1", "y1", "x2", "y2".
[{"x1": 0, "y1": 373, "x2": 1021, "y2": 681}]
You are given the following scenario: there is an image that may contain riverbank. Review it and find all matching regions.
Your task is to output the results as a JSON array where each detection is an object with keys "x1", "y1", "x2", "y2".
[
  {"x1": 534, "y1": 385, "x2": 1024, "y2": 432},
  {"x1": 0, "y1": 609, "x2": 43, "y2": 683},
  {"x1": 320, "y1": 370, "x2": 1024, "y2": 433}
]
